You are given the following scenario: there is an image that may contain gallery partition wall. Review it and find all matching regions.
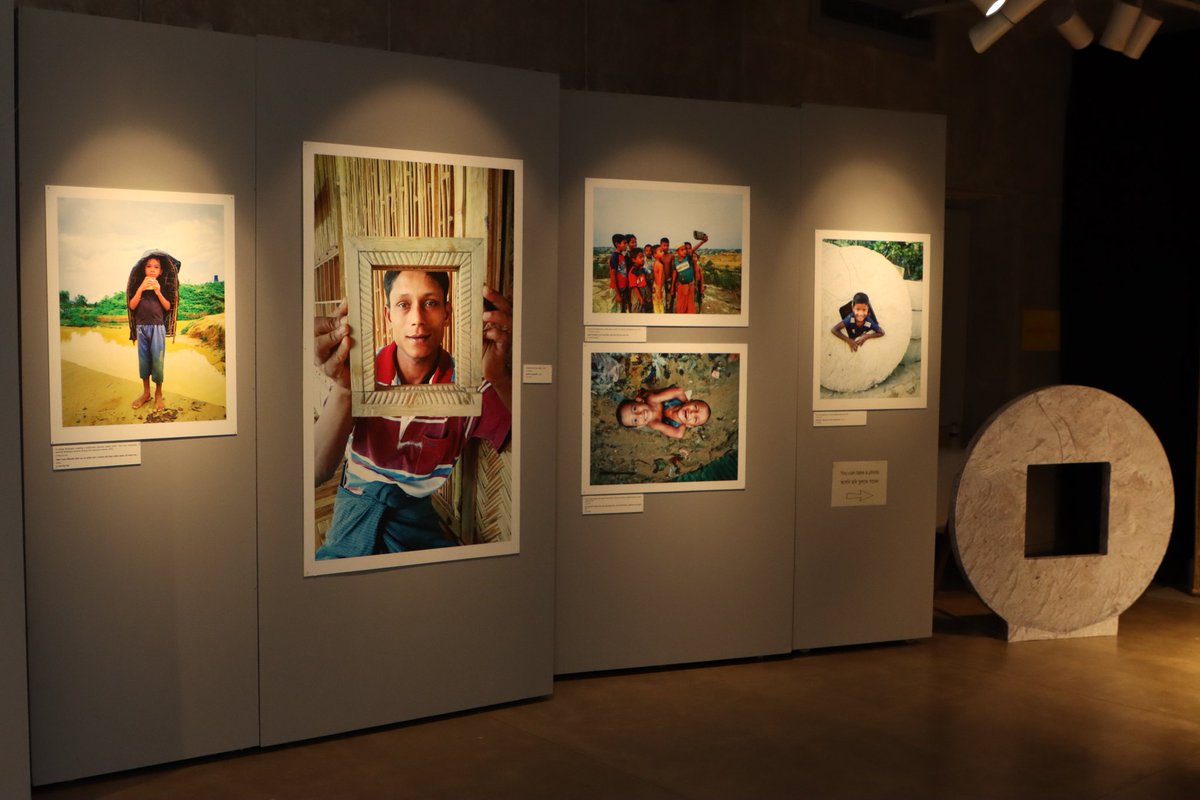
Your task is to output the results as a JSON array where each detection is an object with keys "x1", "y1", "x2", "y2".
[
  {"x1": 792, "y1": 105, "x2": 944, "y2": 649},
  {"x1": 252, "y1": 36, "x2": 560, "y2": 747},
  {"x1": 12, "y1": 7, "x2": 945, "y2": 788},
  {"x1": 1, "y1": 0, "x2": 31, "y2": 796},
  {"x1": 555, "y1": 95, "x2": 944, "y2": 673},
  {"x1": 18, "y1": 11, "x2": 260, "y2": 784},
  {"x1": 555, "y1": 91, "x2": 803, "y2": 673},
  {"x1": 18, "y1": 9, "x2": 560, "y2": 784}
]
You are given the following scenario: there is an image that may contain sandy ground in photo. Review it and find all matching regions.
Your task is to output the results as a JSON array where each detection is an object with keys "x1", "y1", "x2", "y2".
[
  {"x1": 58, "y1": 325, "x2": 228, "y2": 427},
  {"x1": 60, "y1": 361, "x2": 226, "y2": 426},
  {"x1": 591, "y1": 278, "x2": 741, "y2": 315}
]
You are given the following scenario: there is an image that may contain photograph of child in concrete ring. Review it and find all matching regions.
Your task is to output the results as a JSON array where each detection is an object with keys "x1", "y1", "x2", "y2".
[
  {"x1": 583, "y1": 343, "x2": 747, "y2": 495},
  {"x1": 584, "y1": 178, "x2": 750, "y2": 328},
  {"x1": 304, "y1": 142, "x2": 521, "y2": 576},
  {"x1": 45, "y1": 185, "x2": 237, "y2": 444},
  {"x1": 813, "y1": 231, "x2": 931, "y2": 412}
]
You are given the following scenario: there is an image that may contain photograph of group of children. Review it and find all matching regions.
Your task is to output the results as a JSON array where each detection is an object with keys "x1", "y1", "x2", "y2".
[
  {"x1": 813, "y1": 230, "x2": 930, "y2": 411},
  {"x1": 583, "y1": 344, "x2": 746, "y2": 494},
  {"x1": 584, "y1": 178, "x2": 749, "y2": 328},
  {"x1": 45, "y1": 185, "x2": 237, "y2": 444}
]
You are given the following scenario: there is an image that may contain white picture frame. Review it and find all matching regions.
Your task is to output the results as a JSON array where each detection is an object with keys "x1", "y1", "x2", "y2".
[
  {"x1": 813, "y1": 230, "x2": 931, "y2": 411},
  {"x1": 303, "y1": 141, "x2": 522, "y2": 576},
  {"x1": 584, "y1": 178, "x2": 750, "y2": 327},
  {"x1": 45, "y1": 184, "x2": 237, "y2": 444},
  {"x1": 582, "y1": 342, "x2": 747, "y2": 495}
]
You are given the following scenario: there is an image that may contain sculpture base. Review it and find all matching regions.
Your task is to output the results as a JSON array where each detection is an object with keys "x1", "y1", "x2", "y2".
[{"x1": 1007, "y1": 615, "x2": 1118, "y2": 642}]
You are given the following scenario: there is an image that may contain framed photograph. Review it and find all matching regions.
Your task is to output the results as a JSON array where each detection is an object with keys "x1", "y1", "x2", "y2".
[
  {"x1": 812, "y1": 230, "x2": 931, "y2": 411},
  {"x1": 582, "y1": 343, "x2": 747, "y2": 495},
  {"x1": 303, "y1": 142, "x2": 521, "y2": 576},
  {"x1": 343, "y1": 235, "x2": 484, "y2": 418},
  {"x1": 45, "y1": 185, "x2": 237, "y2": 444},
  {"x1": 584, "y1": 178, "x2": 750, "y2": 327}
]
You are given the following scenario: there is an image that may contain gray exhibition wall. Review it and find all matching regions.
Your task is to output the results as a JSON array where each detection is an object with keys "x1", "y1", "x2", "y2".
[
  {"x1": 793, "y1": 105, "x2": 945, "y2": 649},
  {"x1": 1, "y1": 0, "x2": 31, "y2": 795},
  {"x1": 11, "y1": 9, "x2": 944, "y2": 788},
  {"x1": 253, "y1": 37, "x2": 559, "y2": 746},
  {"x1": 555, "y1": 95, "x2": 945, "y2": 673},
  {"x1": 18, "y1": 11, "x2": 259, "y2": 785},
  {"x1": 555, "y1": 91, "x2": 803, "y2": 673}
]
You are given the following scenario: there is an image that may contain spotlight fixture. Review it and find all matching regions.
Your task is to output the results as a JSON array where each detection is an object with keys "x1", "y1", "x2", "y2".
[
  {"x1": 1123, "y1": 9, "x2": 1163, "y2": 57},
  {"x1": 968, "y1": 0, "x2": 1049, "y2": 52},
  {"x1": 1100, "y1": 0, "x2": 1141, "y2": 50},
  {"x1": 1051, "y1": 3, "x2": 1095, "y2": 47},
  {"x1": 968, "y1": 14, "x2": 1014, "y2": 51}
]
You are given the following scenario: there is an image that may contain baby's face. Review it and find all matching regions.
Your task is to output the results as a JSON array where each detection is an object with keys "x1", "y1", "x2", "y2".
[
  {"x1": 852, "y1": 303, "x2": 869, "y2": 324},
  {"x1": 679, "y1": 400, "x2": 710, "y2": 427},
  {"x1": 620, "y1": 401, "x2": 653, "y2": 428}
]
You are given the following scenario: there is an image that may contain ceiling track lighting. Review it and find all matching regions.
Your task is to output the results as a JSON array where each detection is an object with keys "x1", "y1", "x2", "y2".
[{"x1": 953, "y1": 0, "x2": 1181, "y2": 57}]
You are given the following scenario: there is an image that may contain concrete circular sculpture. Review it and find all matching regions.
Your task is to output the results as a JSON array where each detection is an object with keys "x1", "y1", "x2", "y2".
[
  {"x1": 901, "y1": 280, "x2": 924, "y2": 366},
  {"x1": 818, "y1": 243, "x2": 913, "y2": 393},
  {"x1": 950, "y1": 385, "x2": 1174, "y2": 640}
]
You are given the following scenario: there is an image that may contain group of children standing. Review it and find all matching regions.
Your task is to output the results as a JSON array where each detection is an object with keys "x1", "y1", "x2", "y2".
[{"x1": 607, "y1": 231, "x2": 709, "y2": 314}]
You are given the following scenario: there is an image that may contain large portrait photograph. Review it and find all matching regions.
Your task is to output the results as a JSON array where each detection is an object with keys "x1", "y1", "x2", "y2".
[
  {"x1": 584, "y1": 178, "x2": 750, "y2": 327},
  {"x1": 813, "y1": 230, "x2": 931, "y2": 411},
  {"x1": 583, "y1": 343, "x2": 747, "y2": 495},
  {"x1": 45, "y1": 185, "x2": 237, "y2": 444},
  {"x1": 304, "y1": 142, "x2": 521, "y2": 575}
]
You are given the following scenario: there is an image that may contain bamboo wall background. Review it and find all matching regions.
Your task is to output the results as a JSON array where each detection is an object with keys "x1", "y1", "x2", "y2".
[
  {"x1": 312, "y1": 155, "x2": 514, "y2": 317},
  {"x1": 312, "y1": 155, "x2": 342, "y2": 311}
]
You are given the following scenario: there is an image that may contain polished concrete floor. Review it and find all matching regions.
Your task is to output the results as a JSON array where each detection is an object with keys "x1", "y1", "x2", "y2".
[{"x1": 35, "y1": 585, "x2": 1200, "y2": 799}]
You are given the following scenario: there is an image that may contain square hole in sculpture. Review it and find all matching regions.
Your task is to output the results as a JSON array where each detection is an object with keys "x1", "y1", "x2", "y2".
[{"x1": 1024, "y1": 462, "x2": 1111, "y2": 558}]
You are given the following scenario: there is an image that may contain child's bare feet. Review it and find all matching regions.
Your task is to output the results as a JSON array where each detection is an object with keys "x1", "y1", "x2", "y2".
[
  {"x1": 154, "y1": 389, "x2": 165, "y2": 411},
  {"x1": 132, "y1": 392, "x2": 151, "y2": 409}
]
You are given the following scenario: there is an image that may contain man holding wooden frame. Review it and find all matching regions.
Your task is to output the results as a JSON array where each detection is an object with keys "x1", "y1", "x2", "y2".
[{"x1": 311, "y1": 267, "x2": 512, "y2": 558}]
